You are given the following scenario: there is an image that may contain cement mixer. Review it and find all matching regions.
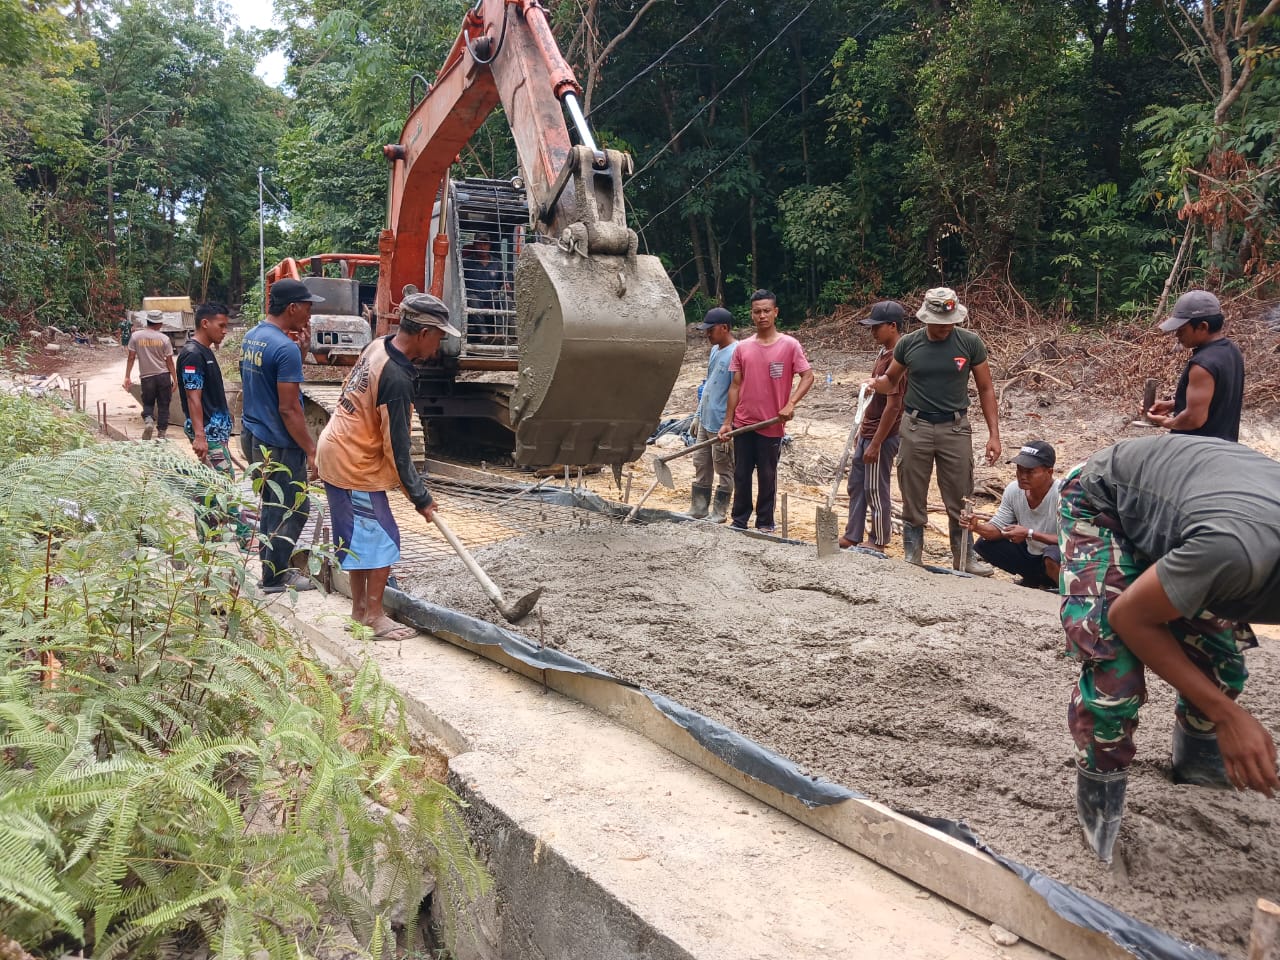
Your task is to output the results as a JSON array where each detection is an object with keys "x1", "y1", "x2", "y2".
[{"x1": 268, "y1": 0, "x2": 684, "y2": 468}]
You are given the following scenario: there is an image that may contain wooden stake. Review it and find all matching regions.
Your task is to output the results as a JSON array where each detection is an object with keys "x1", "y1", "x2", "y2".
[
  {"x1": 1249, "y1": 898, "x2": 1280, "y2": 960},
  {"x1": 780, "y1": 492, "x2": 788, "y2": 539}
]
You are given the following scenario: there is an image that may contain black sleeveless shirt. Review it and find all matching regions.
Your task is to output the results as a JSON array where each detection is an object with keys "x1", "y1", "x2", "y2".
[{"x1": 1172, "y1": 337, "x2": 1244, "y2": 442}]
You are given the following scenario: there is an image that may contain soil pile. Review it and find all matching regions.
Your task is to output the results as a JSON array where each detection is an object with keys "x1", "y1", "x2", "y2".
[{"x1": 407, "y1": 522, "x2": 1280, "y2": 959}]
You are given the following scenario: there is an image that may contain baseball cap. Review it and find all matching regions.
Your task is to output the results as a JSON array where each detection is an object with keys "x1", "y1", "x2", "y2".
[
  {"x1": 695, "y1": 307, "x2": 734, "y2": 330},
  {"x1": 1009, "y1": 440, "x2": 1056, "y2": 469},
  {"x1": 915, "y1": 287, "x2": 968, "y2": 325},
  {"x1": 1157, "y1": 289, "x2": 1222, "y2": 332},
  {"x1": 400, "y1": 292, "x2": 462, "y2": 338},
  {"x1": 860, "y1": 301, "x2": 905, "y2": 327},
  {"x1": 145, "y1": 310, "x2": 164, "y2": 325},
  {"x1": 269, "y1": 278, "x2": 325, "y2": 311}
]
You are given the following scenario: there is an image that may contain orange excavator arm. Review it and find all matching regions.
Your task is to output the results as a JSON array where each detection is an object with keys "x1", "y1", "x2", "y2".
[
  {"x1": 375, "y1": 0, "x2": 685, "y2": 467},
  {"x1": 377, "y1": 0, "x2": 584, "y2": 322}
]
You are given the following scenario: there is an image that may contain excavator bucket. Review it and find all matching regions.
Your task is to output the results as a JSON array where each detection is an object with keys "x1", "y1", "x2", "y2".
[{"x1": 509, "y1": 241, "x2": 685, "y2": 466}]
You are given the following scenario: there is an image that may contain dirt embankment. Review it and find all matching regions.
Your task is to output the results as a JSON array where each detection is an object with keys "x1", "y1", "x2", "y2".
[{"x1": 408, "y1": 523, "x2": 1280, "y2": 960}]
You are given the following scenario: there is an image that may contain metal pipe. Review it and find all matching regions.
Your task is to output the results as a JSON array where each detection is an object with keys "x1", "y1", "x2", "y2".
[{"x1": 562, "y1": 93, "x2": 601, "y2": 158}]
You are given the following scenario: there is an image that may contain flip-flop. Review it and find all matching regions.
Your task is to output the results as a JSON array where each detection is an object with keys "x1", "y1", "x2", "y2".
[{"x1": 372, "y1": 624, "x2": 417, "y2": 642}]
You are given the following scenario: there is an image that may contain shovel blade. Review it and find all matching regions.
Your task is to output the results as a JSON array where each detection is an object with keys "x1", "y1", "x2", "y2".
[
  {"x1": 653, "y1": 455, "x2": 675, "y2": 489},
  {"x1": 816, "y1": 505, "x2": 840, "y2": 557},
  {"x1": 495, "y1": 585, "x2": 545, "y2": 624}
]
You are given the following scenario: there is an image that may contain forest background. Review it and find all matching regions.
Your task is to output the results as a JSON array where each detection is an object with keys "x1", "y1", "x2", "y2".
[{"x1": 1, "y1": 0, "x2": 1278, "y2": 338}]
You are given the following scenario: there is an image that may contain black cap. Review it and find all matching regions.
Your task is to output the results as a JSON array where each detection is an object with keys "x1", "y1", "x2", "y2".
[
  {"x1": 860, "y1": 301, "x2": 905, "y2": 327},
  {"x1": 269, "y1": 279, "x2": 325, "y2": 312},
  {"x1": 695, "y1": 307, "x2": 734, "y2": 330},
  {"x1": 1009, "y1": 440, "x2": 1056, "y2": 469}
]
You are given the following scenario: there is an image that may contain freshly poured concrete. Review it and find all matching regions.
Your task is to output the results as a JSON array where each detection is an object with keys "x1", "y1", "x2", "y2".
[{"x1": 275, "y1": 590, "x2": 1050, "y2": 960}]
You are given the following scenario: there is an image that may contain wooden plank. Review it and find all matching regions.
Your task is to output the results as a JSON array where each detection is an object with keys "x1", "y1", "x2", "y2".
[{"x1": 1249, "y1": 899, "x2": 1280, "y2": 960}]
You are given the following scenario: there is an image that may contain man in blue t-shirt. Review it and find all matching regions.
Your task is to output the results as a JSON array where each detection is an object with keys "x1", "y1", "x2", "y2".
[
  {"x1": 240, "y1": 278, "x2": 324, "y2": 593},
  {"x1": 690, "y1": 307, "x2": 738, "y2": 522}
]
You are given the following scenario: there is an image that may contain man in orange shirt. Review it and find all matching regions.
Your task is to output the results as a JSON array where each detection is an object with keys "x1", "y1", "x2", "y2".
[{"x1": 316, "y1": 293, "x2": 460, "y2": 639}]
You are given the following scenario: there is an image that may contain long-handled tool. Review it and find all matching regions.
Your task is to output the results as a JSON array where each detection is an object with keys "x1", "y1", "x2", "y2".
[
  {"x1": 431, "y1": 514, "x2": 543, "y2": 624},
  {"x1": 816, "y1": 385, "x2": 873, "y2": 557},
  {"x1": 626, "y1": 417, "x2": 783, "y2": 521}
]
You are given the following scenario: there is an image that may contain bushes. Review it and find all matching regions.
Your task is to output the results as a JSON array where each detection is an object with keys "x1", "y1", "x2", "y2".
[{"x1": 0, "y1": 398, "x2": 486, "y2": 959}]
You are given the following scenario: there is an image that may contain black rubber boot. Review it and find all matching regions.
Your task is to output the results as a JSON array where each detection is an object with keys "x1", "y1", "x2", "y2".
[
  {"x1": 1076, "y1": 765, "x2": 1127, "y2": 863},
  {"x1": 903, "y1": 524, "x2": 925, "y2": 566},
  {"x1": 689, "y1": 483, "x2": 712, "y2": 519},
  {"x1": 708, "y1": 486, "x2": 731, "y2": 524},
  {"x1": 1171, "y1": 721, "x2": 1232, "y2": 789}
]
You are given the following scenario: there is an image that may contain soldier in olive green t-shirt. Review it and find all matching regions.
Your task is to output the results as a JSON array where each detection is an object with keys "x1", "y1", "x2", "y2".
[{"x1": 862, "y1": 287, "x2": 1001, "y2": 572}]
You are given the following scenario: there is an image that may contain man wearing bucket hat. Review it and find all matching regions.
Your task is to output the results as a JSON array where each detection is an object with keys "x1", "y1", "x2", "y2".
[
  {"x1": 861, "y1": 287, "x2": 1001, "y2": 573},
  {"x1": 123, "y1": 309, "x2": 177, "y2": 440},
  {"x1": 317, "y1": 292, "x2": 460, "y2": 640},
  {"x1": 690, "y1": 307, "x2": 738, "y2": 522},
  {"x1": 1146, "y1": 289, "x2": 1244, "y2": 442}
]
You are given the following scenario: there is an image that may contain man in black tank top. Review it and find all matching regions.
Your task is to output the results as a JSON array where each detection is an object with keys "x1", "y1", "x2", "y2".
[{"x1": 1147, "y1": 289, "x2": 1244, "y2": 441}]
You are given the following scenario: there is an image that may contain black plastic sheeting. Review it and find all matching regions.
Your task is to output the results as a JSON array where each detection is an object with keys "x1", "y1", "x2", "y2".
[{"x1": 381, "y1": 582, "x2": 1225, "y2": 960}]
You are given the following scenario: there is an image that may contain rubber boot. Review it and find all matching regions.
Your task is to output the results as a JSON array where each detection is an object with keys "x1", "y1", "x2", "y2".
[
  {"x1": 902, "y1": 524, "x2": 925, "y2": 566},
  {"x1": 950, "y1": 523, "x2": 993, "y2": 576},
  {"x1": 689, "y1": 483, "x2": 712, "y2": 519},
  {"x1": 1171, "y1": 720, "x2": 1232, "y2": 789},
  {"x1": 1076, "y1": 765, "x2": 1127, "y2": 863},
  {"x1": 708, "y1": 486, "x2": 731, "y2": 524}
]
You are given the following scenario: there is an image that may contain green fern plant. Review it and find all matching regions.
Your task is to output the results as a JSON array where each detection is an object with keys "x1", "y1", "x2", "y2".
[{"x1": 0, "y1": 396, "x2": 489, "y2": 960}]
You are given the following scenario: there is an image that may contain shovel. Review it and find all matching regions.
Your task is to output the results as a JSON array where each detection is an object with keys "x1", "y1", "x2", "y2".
[
  {"x1": 626, "y1": 417, "x2": 782, "y2": 521},
  {"x1": 816, "y1": 385, "x2": 873, "y2": 557},
  {"x1": 431, "y1": 513, "x2": 544, "y2": 624}
]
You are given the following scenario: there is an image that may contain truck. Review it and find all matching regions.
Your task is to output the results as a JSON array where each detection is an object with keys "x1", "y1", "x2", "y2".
[
  {"x1": 125, "y1": 295, "x2": 196, "y2": 349},
  {"x1": 269, "y1": 0, "x2": 685, "y2": 469}
]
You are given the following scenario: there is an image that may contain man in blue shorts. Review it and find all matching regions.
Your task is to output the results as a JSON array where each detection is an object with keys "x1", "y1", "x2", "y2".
[{"x1": 317, "y1": 292, "x2": 460, "y2": 639}]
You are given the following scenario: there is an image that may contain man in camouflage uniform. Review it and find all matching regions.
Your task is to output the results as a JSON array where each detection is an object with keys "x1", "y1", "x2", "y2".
[{"x1": 1059, "y1": 435, "x2": 1280, "y2": 862}]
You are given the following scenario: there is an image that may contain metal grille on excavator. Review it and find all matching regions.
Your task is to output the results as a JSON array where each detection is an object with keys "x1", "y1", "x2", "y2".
[{"x1": 450, "y1": 179, "x2": 527, "y2": 360}]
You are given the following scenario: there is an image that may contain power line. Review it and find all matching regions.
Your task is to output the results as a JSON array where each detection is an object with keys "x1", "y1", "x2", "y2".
[
  {"x1": 587, "y1": 0, "x2": 737, "y2": 119},
  {"x1": 629, "y1": 1, "x2": 814, "y2": 182},
  {"x1": 636, "y1": 9, "x2": 889, "y2": 236}
]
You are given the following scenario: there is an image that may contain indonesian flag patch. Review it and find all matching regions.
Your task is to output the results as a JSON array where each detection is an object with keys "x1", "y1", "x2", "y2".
[
  {"x1": 954, "y1": 357, "x2": 967, "y2": 372},
  {"x1": 182, "y1": 364, "x2": 198, "y2": 374}
]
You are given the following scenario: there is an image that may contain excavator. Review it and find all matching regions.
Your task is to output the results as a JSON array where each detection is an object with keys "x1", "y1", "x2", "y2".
[{"x1": 266, "y1": 0, "x2": 685, "y2": 469}]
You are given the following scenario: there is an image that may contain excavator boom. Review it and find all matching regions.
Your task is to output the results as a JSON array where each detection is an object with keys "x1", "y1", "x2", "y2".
[{"x1": 377, "y1": 0, "x2": 683, "y2": 466}]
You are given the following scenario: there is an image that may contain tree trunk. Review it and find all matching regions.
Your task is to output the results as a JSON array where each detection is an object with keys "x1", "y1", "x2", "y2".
[{"x1": 704, "y1": 214, "x2": 724, "y2": 304}]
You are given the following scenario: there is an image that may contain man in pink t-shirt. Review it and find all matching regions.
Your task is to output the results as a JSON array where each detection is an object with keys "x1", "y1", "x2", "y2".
[{"x1": 716, "y1": 289, "x2": 814, "y2": 531}]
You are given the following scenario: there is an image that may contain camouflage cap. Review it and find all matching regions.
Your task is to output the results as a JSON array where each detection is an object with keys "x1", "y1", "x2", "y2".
[
  {"x1": 399, "y1": 292, "x2": 461, "y2": 337},
  {"x1": 915, "y1": 287, "x2": 968, "y2": 325}
]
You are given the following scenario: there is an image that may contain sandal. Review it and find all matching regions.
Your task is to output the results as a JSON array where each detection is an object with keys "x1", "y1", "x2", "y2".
[{"x1": 372, "y1": 623, "x2": 417, "y2": 642}]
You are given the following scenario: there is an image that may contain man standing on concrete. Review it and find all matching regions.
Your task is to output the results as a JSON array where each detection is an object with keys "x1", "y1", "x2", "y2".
[
  {"x1": 317, "y1": 293, "x2": 459, "y2": 640},
  {"x1": 179, "y1": 303, "x2": 235, "y2": 475},
  {"x1": 1059, "y1": 434, "x2": 1280, "y2": 862},
  {"x1": 240, "y1": 278, "x2": 324, "y2": 593},
  {"x1": 717, "y1": 290, "x2": 814, "y2": 533},
  {"x1": 1146, "y1": 290, "x2": 1245, "y2": 441},
  {"x1": 861, "y1": 287, "x2": 1000, "y2": 573},
  {"x1": 841, "y1": 301, "x2": 906, "y2": 552},
  {"x1": 690, "y1": 307, "x2": 738, "y2": 523},
  {"x1": 123, "y1": 310, "x2": 177, "y2": 440},
  {"x1": 964, "y1": 440, "x2": 1060, "y2": 588}
]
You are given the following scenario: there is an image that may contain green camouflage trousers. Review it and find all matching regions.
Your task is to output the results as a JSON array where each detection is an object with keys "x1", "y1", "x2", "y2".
[{"x1": 1058, "y1": 470, "x2": 1255, "y2": 773}]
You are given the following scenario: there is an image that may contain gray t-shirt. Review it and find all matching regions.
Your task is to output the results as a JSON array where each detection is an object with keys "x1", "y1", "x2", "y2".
[
  {"x1": 1077, "y1": 435, "x2": 1280, "y2": 622},
  {"x1": 991, "y1": 478, "x2": 1061, "y2": 556}
]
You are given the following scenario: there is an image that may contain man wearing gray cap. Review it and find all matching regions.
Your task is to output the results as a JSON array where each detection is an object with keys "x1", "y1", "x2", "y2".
[
  {"x1": 123, "y1": 310, "x2": 177, "y2": 440},
  {"x1": 1147, "y1": 289, "x2": 1244, "y2": 442},
  {"x1": 317, "y1": 293, "x2": 460, "y2": 639},
  {"x1": 841, "y1": 301, "x2": 906, "y2": 552},
  {"x1": 690, "y1": 307, "x2": 738, "y2": 522},
  {"x1": 861, "y1": 287, "x2": 1000, "y2": 573}
]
